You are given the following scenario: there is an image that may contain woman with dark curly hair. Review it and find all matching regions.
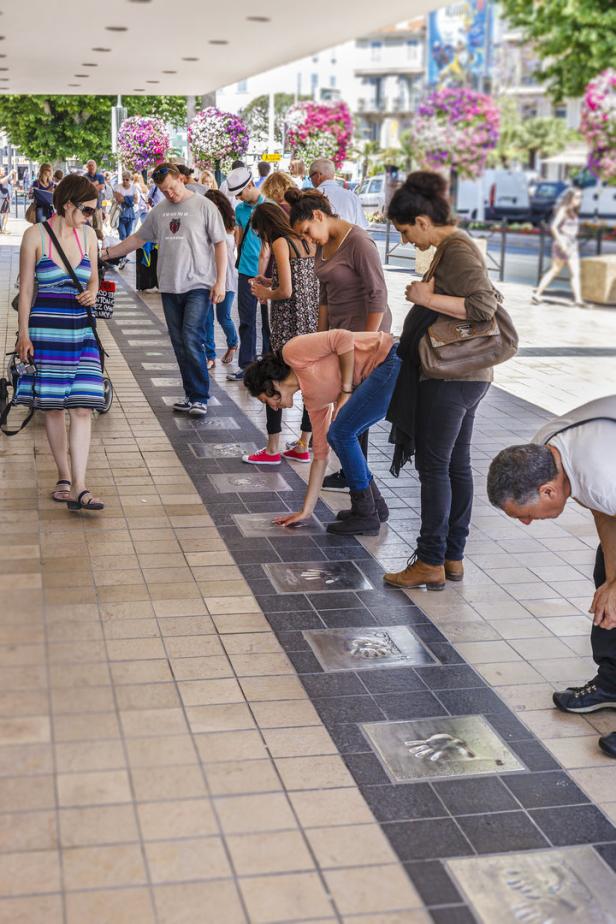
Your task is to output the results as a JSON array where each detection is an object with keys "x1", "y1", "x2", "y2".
[
  {"x1": 243, "y1": 329, "x2": 400, "y2": 535},
  {"x1": 242, "y1": 200, "x2": 319, "y2": 466}
]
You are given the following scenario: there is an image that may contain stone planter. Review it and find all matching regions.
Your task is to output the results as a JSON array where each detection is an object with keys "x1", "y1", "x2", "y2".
[{"x1": 581, "y1": 256, "x2": 616, "y2": 305}]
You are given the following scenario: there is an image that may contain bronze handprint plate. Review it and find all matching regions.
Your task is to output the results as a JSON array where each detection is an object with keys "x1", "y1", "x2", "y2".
[
  {"x1": 303, "y1": 626, "x2": 436, "y2": 671},
  {"x1": 362, "y1": 715, "x2": 525, "y2": 781},
  {"x1": 447, "y1": 847, "x2": 616, "y2": 923}
]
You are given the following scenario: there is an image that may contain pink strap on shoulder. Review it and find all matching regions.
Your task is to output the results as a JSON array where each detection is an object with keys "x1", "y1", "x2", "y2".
[{"x1": 73, "y1": 228, "x2": 84, "y2": 258}]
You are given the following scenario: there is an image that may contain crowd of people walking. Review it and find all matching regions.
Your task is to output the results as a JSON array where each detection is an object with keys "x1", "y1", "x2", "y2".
[{"x1": 8, "y1": 151, "x2": 616, "y2": 760}]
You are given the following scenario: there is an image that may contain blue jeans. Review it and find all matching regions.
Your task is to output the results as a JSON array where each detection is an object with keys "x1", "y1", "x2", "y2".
[
  {"x1": 237, "y1": 273, "x2": 271, "y2": 368},
  {"x1": 327, "y1": 344, "x2": 401, "y2": 491},
  {"x1": 205, "y1": 291, "x2": 239, "y2": 360},
  {"x1": 118, "y1": 215, "x2": 133, "y2": 240},
  {"x1": 161, "y1": 289, "x2": 211, "y2": 403},
  {"x1": 415, "y1": 379, "x2": 490, "y2": 565}
]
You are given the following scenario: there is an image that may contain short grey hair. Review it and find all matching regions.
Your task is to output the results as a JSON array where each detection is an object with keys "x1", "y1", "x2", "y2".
[
  {"x1": 309, "y1": 158, "x2": 335, "y2": 179},
  {"x1": 487, "y1": 444, "x2": 558, "y2": 509}
]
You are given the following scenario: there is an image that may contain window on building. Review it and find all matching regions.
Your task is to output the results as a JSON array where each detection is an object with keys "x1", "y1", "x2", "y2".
[
  {"x1": 330, "y1": 75, "x2": 336, "y2": 88},
  {"x1": 370, "y1": 40, "x2": 382, "y2": 62},
  {"x1": 236, "y1": 79, "x2": 248, "y2": 93},
  {"x1": 311, "y1": 73, "x2": 318, "y2": 96},
  {"x1": 554, "y1": 105, "x2": 567, "y2": 119}
]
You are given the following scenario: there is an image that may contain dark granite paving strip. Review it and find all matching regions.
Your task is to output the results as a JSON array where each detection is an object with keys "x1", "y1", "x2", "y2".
[{"x1": 108, "y1": 274, "x2": 616, "y2": 922}]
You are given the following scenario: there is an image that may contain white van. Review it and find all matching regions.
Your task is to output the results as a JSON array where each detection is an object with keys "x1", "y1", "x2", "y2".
[
  {"x1": 456, "y1": 169, "x2": 530, "y2": 222},
  {"x1": 578, "y1": 181, "x2": 616, "y2": 221}
]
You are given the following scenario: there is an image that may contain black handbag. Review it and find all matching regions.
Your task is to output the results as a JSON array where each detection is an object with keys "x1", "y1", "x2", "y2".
[
  {"x1": 0, "y1": 353, "x2": 36, "y2": 437},
  {"x1": 42, "y1": 222, "x2": 113, "y2": 412}
]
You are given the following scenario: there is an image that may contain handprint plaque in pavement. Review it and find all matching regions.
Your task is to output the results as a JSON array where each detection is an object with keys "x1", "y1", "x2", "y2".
[
  {"x1": 447, "y1": 847, "x2": 616, "y2": 924},
  {"x1": 362, "y1": 715, "x2": 526, "y2": 782},
  {"x1": 303, "y1": 626, "x2": 436, "y2": 671}
]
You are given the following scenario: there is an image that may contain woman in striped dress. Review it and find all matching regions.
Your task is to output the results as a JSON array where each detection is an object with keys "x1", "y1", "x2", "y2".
[{"x1": 16, "y1": 174, "x2": 106, "y2": 511}]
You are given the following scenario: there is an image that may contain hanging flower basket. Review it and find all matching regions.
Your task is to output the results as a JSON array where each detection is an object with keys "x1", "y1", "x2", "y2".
[
  {"x1": 413, "y1": 89, "x2": 500, "y2": 179},
  {"x1": 117, "y1": 117, "x2": 170, "y2": 173},
  {"x1": 285, "y1": 101, "x2": 353, "y2": 169},
  {"x1": 581, "y1": 69, "x2": 616, "y2": 184},
  {"x1": 188, "y1": 107, "x2": 250, "y2": 173}
]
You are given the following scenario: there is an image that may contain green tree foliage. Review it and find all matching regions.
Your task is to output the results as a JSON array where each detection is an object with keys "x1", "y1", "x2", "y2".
[
  {"x1": 241, "y1": 93, "x2": 308, "y2": 147},
  {"x1": 0, "y1": 95, "x2": 186, "y2": 164},
  {"x1": 499, "y1": 0, "x2": 616, "y2": 101},
  {"x1": 489, "y1": 99, "x2": 577, "y2": 167}
]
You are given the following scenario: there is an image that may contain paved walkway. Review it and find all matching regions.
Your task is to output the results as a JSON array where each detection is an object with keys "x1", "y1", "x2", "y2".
[{"x1": 1, "y1": 232, "x2": 616, "y2": 924}]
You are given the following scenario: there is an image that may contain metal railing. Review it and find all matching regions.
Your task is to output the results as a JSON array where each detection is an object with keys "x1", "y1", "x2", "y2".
[{"x1": 381, "y1": 220, "x2": 612, "y2": 283}]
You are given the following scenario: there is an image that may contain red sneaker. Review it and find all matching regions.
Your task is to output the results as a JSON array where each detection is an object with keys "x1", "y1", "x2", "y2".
[
  {"x1": 242, "y1": 448, "x2": 281, "y2": 465},
  {"x1": 283, "y1": 445, "x2": 311, "y2": 463}
]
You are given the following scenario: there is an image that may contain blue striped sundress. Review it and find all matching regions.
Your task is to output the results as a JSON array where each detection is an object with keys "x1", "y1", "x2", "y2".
[{"x1": 15, "y1": 223, "x2": 105, "y2": 411}]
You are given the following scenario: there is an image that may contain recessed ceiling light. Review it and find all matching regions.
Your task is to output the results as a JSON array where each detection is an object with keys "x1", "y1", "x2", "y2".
[
  {"x1": 133, "y1": 88, "x2": 145, "y2": 91},
  {"x1": 181, "y1": 56, "x2": 199, "y2": 61},
  {"x1": 0, "y1": 67, "x2": 8, "y2": 71},
  {"x1": 92, "y1": 47, "x2": 111, "y2": 52},
  {"x1": 68, "y1": 83, "x2": 81, "y2": 87},
  {"x1": 81, "y1": 62, "x2": 98, "y2": 67},
  {"x1": 0, "y1": 77, "x2": 8, "y2": 81},
  {"x1": 105, "y1": 25, "x2": 128, "y2": 31},
  {"x1": 162, "y1": 70, "x2": 177, "y2": 74},
  {"x1": 74, "y1": 74, "x2": 89, "y2": 78},
  {"x1": 246, "y1": 15, "x2": 270, "y2": 21},
  {"x1": 209, "y1": 39, "x2": 228, "y2": 45},
  {"x1": 0, "y1": 54, "x2": 6, "y2": 58},
  {"x1": 146, "y1": 80, "x2": 159, "y2": 84}
]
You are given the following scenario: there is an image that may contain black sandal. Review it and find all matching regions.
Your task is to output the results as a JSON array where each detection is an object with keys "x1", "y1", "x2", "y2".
[
  {"x1": 52, "y1": 480, "x2": 72, "y2": 503},
  {"x1": 67, "y1": 490, "x2": 105, "y2": 512}
]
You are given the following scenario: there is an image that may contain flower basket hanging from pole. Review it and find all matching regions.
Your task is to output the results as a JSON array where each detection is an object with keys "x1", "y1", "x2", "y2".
[
  {"x1": 188, "y1": 107, "x2": 250, "y2": 180},
  {"x1": 581, "y1": 69, "x2": 616, "y2": 184},
  {"x1": 117, "y1": 117, "x2": 171, "y2": 173}
]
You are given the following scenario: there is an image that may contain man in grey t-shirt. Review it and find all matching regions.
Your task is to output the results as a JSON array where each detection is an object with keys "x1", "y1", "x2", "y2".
[{"x1": 104, "y1": 163, "x2": 226, "y2": 416}]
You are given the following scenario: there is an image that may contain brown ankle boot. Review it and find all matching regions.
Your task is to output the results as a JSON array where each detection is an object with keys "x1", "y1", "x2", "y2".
[
  {"x1": 445, "y1": 559, "x2": 464, "y2": 582},
  {"x1": 383, "y1": 554, "x2": 445, "y2": 591}
]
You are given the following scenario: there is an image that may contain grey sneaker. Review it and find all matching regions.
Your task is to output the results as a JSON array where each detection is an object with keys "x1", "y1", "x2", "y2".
[
  {"x1": 173, "y1": 398, "x2": 192, "y2": 413},
  {"x1": 189, "y1": 402, "x2": 208, "y2": 417},
  {"x1": 226, "y1": 370, "x2": 245, "y2": 382}
]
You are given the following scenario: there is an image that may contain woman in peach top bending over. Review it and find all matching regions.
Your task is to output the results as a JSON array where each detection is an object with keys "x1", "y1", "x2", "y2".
[{"x1": 243, "y1": 329, "x2": 400, "y2": 536}]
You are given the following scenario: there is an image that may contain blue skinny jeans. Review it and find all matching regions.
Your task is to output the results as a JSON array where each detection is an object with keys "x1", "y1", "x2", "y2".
[
  {"x1": 205, "y1": 291, "x2": 239, "y2": 360},
  {"x1": 327, "y1": 344, "x2": 401, "y2": 491}
]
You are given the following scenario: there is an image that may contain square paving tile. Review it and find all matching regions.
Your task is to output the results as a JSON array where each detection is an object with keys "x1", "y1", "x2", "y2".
[
  {"x1": 209, "y1": 472, "x2": 291, "y2": 494},
  {"x1": 447, "y1": 845, "x2": 616, "y2": 923},
  {"x1": 150, "y1": 377, "x2": 183, "y2": 388},
  {"x1": 303, "y1": 626, "x2": 436, "y2": 672},
  {"x1": 361, "y1": 715, "x2": 526, "y2": 783},
  {"x1": 263, "y1": 560, "x2": 373, "y2": 595},
  {"x1": 190, "y1": 442, "x2": 257, "y2": 459},
  {"x1": 233, "y1": 513, "x2": 325, "y2": 537}
]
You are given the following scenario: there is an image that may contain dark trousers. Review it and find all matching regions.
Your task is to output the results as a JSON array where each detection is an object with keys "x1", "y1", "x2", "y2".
[
  {"x1": 237, "y1": 274, "x2": 271, "y2": 369},
  {"x1": 266, "y1": 404, "x2": 311, "y2": 436},
  {"x1": 415, "y1": 379, "x2": 490, "y2": 565},
  {"x1": 591, "y1": 545, "x2": 616, "y2": 692}
]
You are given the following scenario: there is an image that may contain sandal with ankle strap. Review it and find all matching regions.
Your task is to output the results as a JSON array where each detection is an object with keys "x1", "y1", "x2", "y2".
[
  {"x1": 52, "y1": 480, "x2": 72, "y2": 503},
  {"x1": 67, "y1": 490, "x2": 105, "y2": 512}
]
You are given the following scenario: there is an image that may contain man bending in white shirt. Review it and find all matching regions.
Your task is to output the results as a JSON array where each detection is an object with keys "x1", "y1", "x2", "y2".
[{"x1": 487, "y1": 395, "x2": 616, "y2": 758}]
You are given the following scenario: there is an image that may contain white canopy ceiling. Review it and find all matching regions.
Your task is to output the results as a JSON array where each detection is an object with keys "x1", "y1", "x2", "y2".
[{"x1": 1, "y1": 0, "x2": 439, "y2": 95}]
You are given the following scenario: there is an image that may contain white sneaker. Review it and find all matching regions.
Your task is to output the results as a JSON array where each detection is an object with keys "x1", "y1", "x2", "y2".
[
  {"x1": 173, "y1": 398, "x2": 192, "y2": 413},
  {"x1": 189, "y1": 402, "x2": 208, "y2": 417}
]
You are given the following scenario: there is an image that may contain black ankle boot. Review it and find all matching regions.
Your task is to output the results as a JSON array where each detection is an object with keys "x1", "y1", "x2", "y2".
[
  {"x1": 336, "y1": 479, "x2": 389, "y2": 523},
  {"x1": 327, "y1": 486, "x2": 380, "y2": 536}
]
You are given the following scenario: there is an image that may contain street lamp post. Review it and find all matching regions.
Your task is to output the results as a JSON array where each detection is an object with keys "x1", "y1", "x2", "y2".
[{"x1": 111, "y1": 95, "x2": 127, "y2": 179}]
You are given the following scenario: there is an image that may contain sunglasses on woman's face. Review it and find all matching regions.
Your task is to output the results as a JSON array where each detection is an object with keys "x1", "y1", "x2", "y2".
[{"x1": 73, "y1": 203, "x2": 96, "y2": 217}]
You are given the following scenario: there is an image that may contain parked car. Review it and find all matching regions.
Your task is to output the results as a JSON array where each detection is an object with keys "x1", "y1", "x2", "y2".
[
  {"x1": 357, "y1": 175, "x2": 386, "y2": 214},
  {"x1": 456, "y1": 169, "x2": 531, "y2": 222},
  {"x1": 529, "y1": 180, "x2": 569, "y2": 226}
]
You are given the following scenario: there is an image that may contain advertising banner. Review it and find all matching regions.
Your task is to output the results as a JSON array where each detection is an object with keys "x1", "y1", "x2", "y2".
[{"x1": 427, "y1": 0, "x2": 493, "y2": 88}]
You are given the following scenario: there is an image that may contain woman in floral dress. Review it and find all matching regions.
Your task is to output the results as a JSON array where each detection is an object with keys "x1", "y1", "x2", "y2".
[{"x1": 241, "y1": 200, "x2": 319, "y2": 465}]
